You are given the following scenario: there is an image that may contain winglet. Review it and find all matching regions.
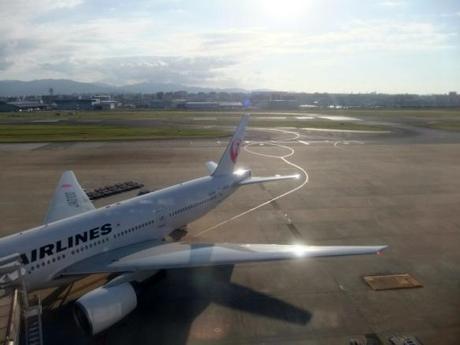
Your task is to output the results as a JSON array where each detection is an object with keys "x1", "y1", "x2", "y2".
[{"x1": 212, "y1": 114, "x2": 249, "y2": 176}]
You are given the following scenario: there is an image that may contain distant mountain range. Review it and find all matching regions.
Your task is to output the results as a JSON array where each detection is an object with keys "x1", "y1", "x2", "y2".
[{"x1": 0, "y1": 79, "x2": 247, "y2": 97}]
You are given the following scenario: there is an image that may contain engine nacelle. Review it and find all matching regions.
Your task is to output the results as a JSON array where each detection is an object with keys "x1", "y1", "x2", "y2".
[
  {"x1": 233, "y1": 168, "x2": 251, "y2": 183},
  {"x1": 74, "y1": 282, "x2": 137, "y2": 335}
]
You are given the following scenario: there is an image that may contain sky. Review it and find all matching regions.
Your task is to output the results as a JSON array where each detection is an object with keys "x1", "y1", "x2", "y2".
[{"x1": 0, "y1": 0, "x2": 459, "y2": 93}]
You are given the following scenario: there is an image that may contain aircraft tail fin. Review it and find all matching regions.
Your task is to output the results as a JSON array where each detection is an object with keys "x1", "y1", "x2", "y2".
[{"x1": 212, "y1": 114, "x2": 249, "y2": 176}]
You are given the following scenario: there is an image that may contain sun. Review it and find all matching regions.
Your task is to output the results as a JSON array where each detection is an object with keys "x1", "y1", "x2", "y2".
[{"x1": 259, "y1": 0, "x2": 310, "y2": 20}]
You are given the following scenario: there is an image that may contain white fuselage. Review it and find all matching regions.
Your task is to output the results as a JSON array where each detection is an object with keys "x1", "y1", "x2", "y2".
[{"x1": 0, "y1": 174, "x2": 240, "y2": 291}]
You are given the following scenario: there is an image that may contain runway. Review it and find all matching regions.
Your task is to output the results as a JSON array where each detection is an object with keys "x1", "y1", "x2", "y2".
[{"x1": 0, "y1": 119, "x2": 459, "y2": 345}]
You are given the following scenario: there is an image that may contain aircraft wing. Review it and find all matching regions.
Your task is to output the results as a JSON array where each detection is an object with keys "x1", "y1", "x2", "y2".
[
  {"x1": 58, "y1": 241, "x2": 387, "y2": 276},
  {"x1": 44, "y1": 170, "x2": 95, "y2": 224},
  {"x1": 239, "y1": 174, "x2": 300, "y2": 185}
]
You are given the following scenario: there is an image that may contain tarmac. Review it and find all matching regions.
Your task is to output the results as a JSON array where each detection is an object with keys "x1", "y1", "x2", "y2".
[{"x1": 0, "y1": 118, "x2": 459, "y2": 345}]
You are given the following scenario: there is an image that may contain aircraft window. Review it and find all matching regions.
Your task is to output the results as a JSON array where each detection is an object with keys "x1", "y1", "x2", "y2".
[
  {"x1": 85, "y1": 245, "x2": 88, "y2": 250},
  {"x1": 41, "y1": 262, "x2": 45, "y2": 266},
  {"x1": 76, "y1": 249, "x2": 80, "y2": 253},
  {"x1": 47, "y1": 260, "x2": 50, "y2": 264},
  {"x1": 63, "y1": 254, "x2": 66, "y2": 258},
  {"x1": 71, "y1": 251, "x2": 74, "y2": 255},
  {"x1": 30, "y1": 267, "x2": 34, "y2": 271},
  {"x1": 36, "y1": 264, "x2": 40, "y2": 269}
]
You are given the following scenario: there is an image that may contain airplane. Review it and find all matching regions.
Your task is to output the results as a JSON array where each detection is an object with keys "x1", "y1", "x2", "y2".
[{"x1": 0, "y1": 114, "x2": 386, "y2": 335}]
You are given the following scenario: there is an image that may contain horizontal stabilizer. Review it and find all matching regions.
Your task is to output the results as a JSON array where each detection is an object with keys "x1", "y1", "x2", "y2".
[
  {"x1": 206, "y1": 161, "x2": 218, "y2": 175},
  {"x1": 59, "y1": 242, "x2": 387, "y2": 275},
  {"x1": 239, "y1": 174, "x2": 300, "y2": 185}
]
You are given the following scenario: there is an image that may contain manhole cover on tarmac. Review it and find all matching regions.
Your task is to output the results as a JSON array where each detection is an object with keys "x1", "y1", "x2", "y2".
[{"x1": 363, "y1": 274, "x2": 423, "y2": 290}]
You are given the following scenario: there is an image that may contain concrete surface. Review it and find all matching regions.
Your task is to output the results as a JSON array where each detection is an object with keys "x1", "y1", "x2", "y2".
[{"x1": 0, "y1": 123, "x2": 459, "y2": 345}]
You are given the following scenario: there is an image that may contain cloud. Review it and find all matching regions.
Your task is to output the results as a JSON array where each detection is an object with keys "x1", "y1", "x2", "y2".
[
  {"x1": 0, "y1": 17, "x2": 455, "y2": 86},
  {"x1": 193, "y1": 20, "x2": 456, "y2": 57},
  {"x1": 378, "y1": 1, "x2": 407, "y2": 7},
  {"x1": 0, "y1": 0, "x2": 457, "y2": 91},
  {"x1": 39, "y1": 56, "x2": 237, "y2": 86}
]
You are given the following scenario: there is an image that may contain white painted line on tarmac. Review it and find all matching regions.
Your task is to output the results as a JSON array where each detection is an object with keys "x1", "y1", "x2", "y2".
[
  {"x1": 195, "y1": 127, "x2": 309, "y2": 237},
  {"x1": 298, "y1": 140, "x2": 310, "y2": 145},
  {"x1": 317, "y1": 115, "x2": 360, "y2": 121},
  {"x1": 302, "y1": 128, "x2": 390, "y2": 133},
  {"x1": 254, "y1": 116, "x2": 287, "y2": 120}
]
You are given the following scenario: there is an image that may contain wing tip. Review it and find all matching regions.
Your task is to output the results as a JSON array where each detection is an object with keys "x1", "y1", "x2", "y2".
[{"x1": 376, "y1": 245, "x2": 388, "y2": 255}]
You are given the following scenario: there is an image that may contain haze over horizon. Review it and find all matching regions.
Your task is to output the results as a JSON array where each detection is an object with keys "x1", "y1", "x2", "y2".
[{"x1": 0, "y1": 0, "x2": 459, "y2": 94}]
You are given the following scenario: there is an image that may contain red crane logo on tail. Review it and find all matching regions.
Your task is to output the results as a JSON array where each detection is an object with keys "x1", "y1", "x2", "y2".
[{"x1": 230, "y1": 139, "x2": 241, "y2": 163}]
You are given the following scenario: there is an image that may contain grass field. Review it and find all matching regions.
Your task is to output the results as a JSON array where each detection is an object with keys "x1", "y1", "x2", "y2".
[
  {"x1": 1, "y1": 108, "x2": 459, "y2": 121},
  {"x1": 0, "y1": 124, "x2": 227, "y2": 143},
  {"x1": 0, "y1": 108, "x2": 459, "y2": 142},
  {"x1": 426, "y1": 120, "x2": 460, "y2": 131}
]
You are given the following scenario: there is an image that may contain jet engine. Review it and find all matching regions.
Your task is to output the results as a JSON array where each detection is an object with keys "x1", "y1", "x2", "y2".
[{"x1": 74, "y1": 282, "x2": 137, "y2": 335}]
